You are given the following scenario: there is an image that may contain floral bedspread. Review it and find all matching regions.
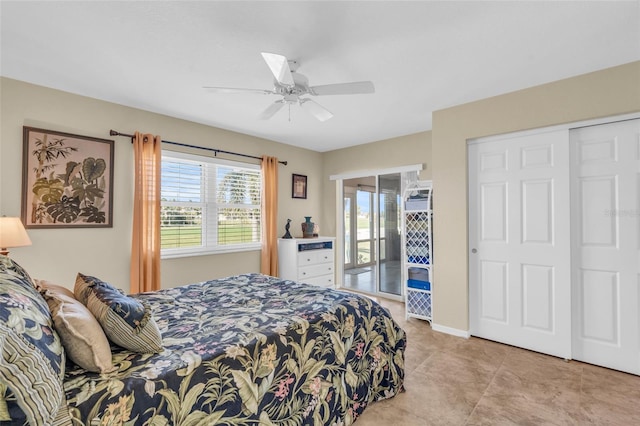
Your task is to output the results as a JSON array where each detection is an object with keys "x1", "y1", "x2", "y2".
[{"x1": 64, "y1": 274, "x2": 406, "y2": 425}]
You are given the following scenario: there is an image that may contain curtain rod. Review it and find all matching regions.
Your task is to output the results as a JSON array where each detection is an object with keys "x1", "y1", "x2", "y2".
[{"x1": 109, "y1": 130, "x2": 287, "y2": 165}]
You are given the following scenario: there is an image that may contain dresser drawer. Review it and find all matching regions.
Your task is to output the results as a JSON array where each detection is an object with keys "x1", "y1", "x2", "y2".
[
  {"x1": 298, "y1": 262, "x2": 334, "y2": 280},
  {"x1": 297, "y1": 249, "x2": 333, "y2": 266},
  {"x1": 302, "y1": 274, "x2": 335, "y2": 288}
]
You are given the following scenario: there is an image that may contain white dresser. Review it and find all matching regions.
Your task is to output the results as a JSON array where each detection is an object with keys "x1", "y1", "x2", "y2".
[{"x1": 277, "y1": 237, "x2": 336, "y2": 288}]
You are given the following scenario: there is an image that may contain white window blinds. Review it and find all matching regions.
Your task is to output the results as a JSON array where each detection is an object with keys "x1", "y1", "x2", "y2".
[{"x1": 161, "y1": 150, "x2": 261, "y2": 257}]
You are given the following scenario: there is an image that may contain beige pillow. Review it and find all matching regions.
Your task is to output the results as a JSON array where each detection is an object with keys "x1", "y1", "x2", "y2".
[
  {"x1": 35, "y1": 279, "x2": 75, "y2": 299},
  {"x1": 43, "y1": 288, "x2": 114, "y2": 373}
]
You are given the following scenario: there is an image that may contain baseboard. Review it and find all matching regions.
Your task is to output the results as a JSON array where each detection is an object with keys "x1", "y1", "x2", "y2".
[{"x1": 431, "y1": 323, "x2": 470, "y2": 339}]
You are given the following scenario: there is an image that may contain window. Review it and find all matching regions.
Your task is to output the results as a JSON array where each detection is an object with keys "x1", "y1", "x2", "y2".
[{"x1": 160, "y1": 150, "x2": 261, "y2": 258}]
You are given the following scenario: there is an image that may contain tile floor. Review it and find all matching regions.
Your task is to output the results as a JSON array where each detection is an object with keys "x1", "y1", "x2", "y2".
[
  {"x1": 355, "y1": 299, "x2": 640, "y2": 425},
  {"x1": 343, "y1": 261, "x2": 402, "y2": 296}
]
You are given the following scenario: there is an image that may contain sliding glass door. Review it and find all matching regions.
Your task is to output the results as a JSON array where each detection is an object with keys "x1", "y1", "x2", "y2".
[
  {"x1": 342, "y1": 174, "x2": 402, "y2": 298},
  {"x1": 378, "y1": 173, "x2": 402, "y2": 296}
]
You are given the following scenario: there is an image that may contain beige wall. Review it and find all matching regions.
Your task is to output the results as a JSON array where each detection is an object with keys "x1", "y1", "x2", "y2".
[
  {"x1": 432, "y1": 61, "x2": 640, "y2": 331},
  {"x1": 322, "y1": 131, "x2": 432, "y2": 237},
  {"x1": 0, "y1": 77, "x2": 324, "y2": 290},
  {"x1": 3, "y1": 60, "x2": 638, "y2": 329}
]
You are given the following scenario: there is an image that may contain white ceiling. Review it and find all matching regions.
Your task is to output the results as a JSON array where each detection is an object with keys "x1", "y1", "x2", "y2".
[{"x1": 1, "y1": 1, "x2": 639, "y2": 152}]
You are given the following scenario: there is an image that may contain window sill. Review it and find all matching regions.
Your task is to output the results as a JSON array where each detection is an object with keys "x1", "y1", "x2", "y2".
[{"x1": 161, "y1": 244, "x2": 261, "y2": 260}]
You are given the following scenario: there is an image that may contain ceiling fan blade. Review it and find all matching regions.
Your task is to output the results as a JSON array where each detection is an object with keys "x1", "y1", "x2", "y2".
[
  {"x1": 261, "y1": 52, "x2": 294, "y2": 86},
  {"x1": 310, "y1": 81, "x2": 375, "y2": 96},
  {"x1": 260, "y1": 100, "x2": 285, "y2": 120},
  {"x1": 203, "y1": 86, "x2": 275, "y2": 95},
  {"x1": 300, "y1": 99, "x2": 333, "y2": 122}
]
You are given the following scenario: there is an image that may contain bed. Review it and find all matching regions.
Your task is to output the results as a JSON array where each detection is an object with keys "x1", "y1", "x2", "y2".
[{"x1": 0, "y1": 255, "x2": 406, "y2": 425}]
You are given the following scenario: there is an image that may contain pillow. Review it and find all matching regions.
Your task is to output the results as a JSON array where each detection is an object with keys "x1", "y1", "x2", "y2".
[
  {"x1": 34, "y1": 278, "x2": 75, "y2": 299},
  {"x1": 0, "y1": 255, "x2": 65, "y2": 425},
  {"x1": 74, "y1": 273, "x2": 163, "y2": 353},
  {"x1": 0, "y1": 254, "x2": 36, "y2": 289},
  {"x1": 42, "y1": 287, "x2": 115, "y2": 373}
]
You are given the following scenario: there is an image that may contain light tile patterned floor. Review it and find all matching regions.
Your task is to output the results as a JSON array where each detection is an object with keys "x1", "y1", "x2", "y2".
[
  {"x1": 343, "y1": 261, "x2": 402, "y2": 296},
  {"x1": 355, "y1": 299, "x2": 640, "y2": 425}
]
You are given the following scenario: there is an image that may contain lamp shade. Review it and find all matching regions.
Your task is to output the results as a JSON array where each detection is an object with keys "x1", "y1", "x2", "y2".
[{"x1": 0, "y1": 217, "x2": 32, "y2": 253}]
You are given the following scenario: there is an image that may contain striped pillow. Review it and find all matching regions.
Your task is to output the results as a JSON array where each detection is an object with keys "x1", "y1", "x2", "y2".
[{"x1": 74, "y1": 273, "x2": 163, "y2": 353}]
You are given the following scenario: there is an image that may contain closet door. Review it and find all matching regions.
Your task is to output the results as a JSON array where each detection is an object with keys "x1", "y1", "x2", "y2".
[
  {"x1": 571, "y1": 119, "x2": 640, "y2": 375},
  {"x1": 469, "y1": 130, "x2": 572, "y2": 358}
]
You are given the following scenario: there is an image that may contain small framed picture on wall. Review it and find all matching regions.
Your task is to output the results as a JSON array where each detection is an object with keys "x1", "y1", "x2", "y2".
[{"x1": 292, "y1": 174, "x2": 307, "y2": 199}]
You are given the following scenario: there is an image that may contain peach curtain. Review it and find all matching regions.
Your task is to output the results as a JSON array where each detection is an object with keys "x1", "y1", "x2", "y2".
[
  {"x1": 130, "y1": 131, "x2": 162, "y2": 293},
  {"x1": 260, "y1": 155, "x2": 279, "y2": 276}
]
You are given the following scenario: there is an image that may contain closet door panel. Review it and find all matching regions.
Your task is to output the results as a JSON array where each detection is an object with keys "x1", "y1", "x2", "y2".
[
  {"x1": 571, "y1": 119, "x2": 640, "y2": 375},
  {"x1": 579, "y1": 176, "x2": 617, "y2": 247},
  {"x1": 469, "y1": 130, "x2": 571, "y2": 359},
  {"x1": 479, "y1": 260, "x2": 508, "y2": 322},
  {"x1": 522, "y1": 180, "x2": 553, "y2": 244},
  {"x1": 480, "y1": 183, "x2": 507, "y2": 242},
  {"x1": 579, "y1": 269, "x2": 619, "y2": 344},
  {"x1": 521, "y1": 263, "x2": 554, "y2": 332}
]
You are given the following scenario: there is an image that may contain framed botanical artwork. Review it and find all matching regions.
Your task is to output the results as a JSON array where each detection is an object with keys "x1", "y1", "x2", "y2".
[
  {"x1": 292, "y1": 173, "x2": 307, "y2": 199},
  {"x1": 21, "y1": 127, "x2": 114, "y2": 228}
]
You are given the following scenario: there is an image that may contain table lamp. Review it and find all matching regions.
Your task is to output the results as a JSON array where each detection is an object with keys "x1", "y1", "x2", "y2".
[{"x1": 0, "y1": 217, "x2": 32, "y2": 256}]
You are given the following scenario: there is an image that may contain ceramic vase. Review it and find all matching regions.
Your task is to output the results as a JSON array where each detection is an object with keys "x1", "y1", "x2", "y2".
[{"x1": 301, "y1": 216, "x2": 315, "y2": 238}]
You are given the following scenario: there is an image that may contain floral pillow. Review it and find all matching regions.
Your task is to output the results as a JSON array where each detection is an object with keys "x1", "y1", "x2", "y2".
[
  {"x1": 74, "y1": 273, "x2": 163, "y2": 353},
  {"x1": 0, "y1": 255, "x2": 65, "y2": 425}
]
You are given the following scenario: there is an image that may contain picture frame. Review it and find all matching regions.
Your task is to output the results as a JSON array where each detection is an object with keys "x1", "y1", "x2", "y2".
[
  {"x1": 21, "y1": 126, "x2": 115, "y2": 228},
  {"x1": 292, "y1": 173, "x2": 307, "y2": 199}
]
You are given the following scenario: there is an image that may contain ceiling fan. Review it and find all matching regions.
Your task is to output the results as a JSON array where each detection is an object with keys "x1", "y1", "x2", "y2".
[{"x1": 203, "y1": 52, "x2": 375, "y2": 122}]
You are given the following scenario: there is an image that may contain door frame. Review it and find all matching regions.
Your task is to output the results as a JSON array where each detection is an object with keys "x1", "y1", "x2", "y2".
[
  {"x1": 343, "y1": 185, "x2": 379, "y2": 269},
  {"x1": 355, "y1": 184, "x2": 376, "y2": 268},
  {"x1": 343, "y1": 188, "x2": 356, "y2": 270}
]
